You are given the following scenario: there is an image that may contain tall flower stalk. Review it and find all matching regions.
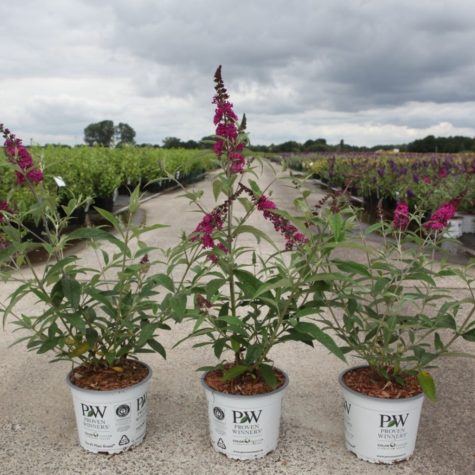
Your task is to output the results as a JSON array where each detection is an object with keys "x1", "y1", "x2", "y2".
[{"x1": 168, "y1": 67, "x2": 346, "y2": 391}]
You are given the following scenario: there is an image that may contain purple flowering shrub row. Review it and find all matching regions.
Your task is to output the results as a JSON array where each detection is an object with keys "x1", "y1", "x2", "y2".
[{"x1": 305, "y1": 151, "x2": 475, "y2": 213}]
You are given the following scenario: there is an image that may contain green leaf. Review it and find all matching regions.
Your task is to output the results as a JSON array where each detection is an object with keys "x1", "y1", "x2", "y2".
[
  {"x1": 253, "y1": 279, "x2": 291, "y2": 299},
  {"x1": 37, "y1": 337, "x2": 61, "y2": 354},
  {"x1": 364, "y1": 222, "x2": 386, "y2": 236},
  {"x1": 418, "y1": 370, "x2": 436, "y2": 402},
  {"x1": 61, "y1": 279, "x2": 81, "y2": 310},
  {"x1": 328, "y1": 213, "x2": 342, "y2": 239},
  {"x1": 294, "y1": 322, "x2": 347, "y2": 363},
  {"x1": 171, "y1": 294, "x2": 187, "y2": 319},
  {"x1": 333, "y1": 259, "x2": 371, "y2": 277},
  {"x1": 137, "y1": 323, "x2": 157, "y2": 348},
  {"x1": 434, "y1": 333, "x2": 443, "y2": 351},
  {"x1": 248, "y1": 179, "x2": 262, "y2": 199},
  {"x1": 462, "y1": 328, "x2": 475, "y2": 342},
  {"x1": 68, "y1": 228, "x2": 125, "y2": 251},
  {"x1": 233, "y1": 269, "x2": 261, "y2": 295},
  {"x1": 321, "y1": 241, "x2": 374, "y2": 253},
  {"x1": 233, "y1": 225, "x2": 278, "y2": 249},
  {"x1": 206, "y1": 279, "x2": 226, "y2": 299},
  {"x1": 93, "y1": 207, "x2": 122, "y2": 231},
  {"x1": 150, "y1": 273, "x2": 175, "y2": 292},
  {"x1": 85, "y1": 328, "x2": 98, "y2": 350},
  {"x1": 212, "y1": 178, "x2": 223, "y2": 201},
  {"x1": 245, "y1": 344, "x2": 263, "y2": 365},
  {"x1": 230, "y1": 338, "x2": 241, "y2": 353},
  {"x1": 217, "y1": 315, "x2": 245, "y2": 326},
  {"x1": 105, "y1": 352, "x2": 116, "y2": 365},
  {"x1": 260, "y1": 363, "x2": 277, "y2": 389},
  {"x1": 148, "y1": 339, "x2": 167, "y2": 359},
  {"x1": 221, "y1": 365, "x2": 249, "y2": 381},
  {"x1": 213, "y1": 339, "x2": 227, "y2": 359},
  {"x1": 64, "y1": 313, "x2": 86, "y2": 334}
]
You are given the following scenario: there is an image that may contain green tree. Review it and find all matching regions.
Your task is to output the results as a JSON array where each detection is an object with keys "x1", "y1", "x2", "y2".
[
  {"x1": 84, "y1": 120, "x2": 115, "y2": 147},
  {"x1": 162, "y1": 137, "x2": 183, "y2": 149},
  {"x1": 115, "y1": 122, "x2": 136, "y2": 147}
]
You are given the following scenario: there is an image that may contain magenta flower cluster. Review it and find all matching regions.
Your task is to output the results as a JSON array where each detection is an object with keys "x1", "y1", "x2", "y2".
[
  {"x1": 422, "y1": 192, "x2": 465, "y2": 232},
  {"x1": 256, "y1": 194, "x2": 308, "y2": 251},
  {"x1": 138, "y1": 254, "x2": 151, "y2": 274},
  {"x1": 423, "y1": 203, "x2": 457, "y2": 231},
  {"x1": 190, "y1": 210, "x2": 229, "y2": 262},
  {"x1": 0, "y1": 200, "x2": 11, "y2": 223},
  {"x1": 392, "y1": 202, "x2": 409, "y2": 230},
  {"x1": 1, "y1": 125, "x2": 43, "y2": 186},
  {"x1": 212, "y1": 66, "x2": 246, "y2": 174}
]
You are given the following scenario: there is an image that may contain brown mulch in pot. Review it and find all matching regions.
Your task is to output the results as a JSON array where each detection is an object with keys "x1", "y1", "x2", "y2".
[
  {"x1": 70, "y1": 360, "x2": 149, "y2": 391},
  {"x1": 204, "y1": 365, "x2": 286, "y2": 396},
  {"x1": 342, "y1": 367, "x2": 422, "y2": 399}
]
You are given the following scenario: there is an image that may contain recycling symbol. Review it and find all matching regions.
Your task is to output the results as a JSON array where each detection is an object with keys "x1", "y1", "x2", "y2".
[
  {"x1": 217, "y1": 438, "x2": 226, "y2": 450},
  {"x1": 119, "y1": 435, "x2": 130, "y2": 446}
]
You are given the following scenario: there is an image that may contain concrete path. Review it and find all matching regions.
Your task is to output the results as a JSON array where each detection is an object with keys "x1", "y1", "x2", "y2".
[{"x1": 1, "y1": 163, "x2": 475, "y2": 474}]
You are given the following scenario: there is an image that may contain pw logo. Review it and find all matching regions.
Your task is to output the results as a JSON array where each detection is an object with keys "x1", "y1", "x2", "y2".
[
  {"x1": 380, "y1": 414, "x2": 409, "y2": 428},
  {"x1": 137, "y1": 393, "x2": 147, "y2": 411},
  {"x1": 232, "y1": 410, "x2": 262, "y2": 424},
  {"x1": 81, "y1": 404, "x2": 107, "y2": 418}
]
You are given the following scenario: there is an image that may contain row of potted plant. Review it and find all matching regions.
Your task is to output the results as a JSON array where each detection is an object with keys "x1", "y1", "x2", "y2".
[
  {"x1": 2, "y1": 68, "x2": 475, "y2": 464},
  {"x1": 0, "y1": 145, "x2": 217, "y2": 219},
  {"x1": 303, "y1": 151, "x2": 475, "y2": 215}
]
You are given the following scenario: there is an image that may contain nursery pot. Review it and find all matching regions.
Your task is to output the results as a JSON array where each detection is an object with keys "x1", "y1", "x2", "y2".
[
  {"x1": 443, "y1": 217, "x2": 463, "y2": 238},
  {"x1": 459, "y1": 213, "x2": 475, "y2": 234},
  {"x1": 339, "y1": 366, "x2": 424, "y2": 464},
  {"x1": 93, "y1": 196, "x2": 115, "y2": 214},
  {"x1": 201, "y1": 369, "x2": 289, "y2": 460},
  {"x1": 66, "y1": 362, "x2": 152, "y2": 454}
]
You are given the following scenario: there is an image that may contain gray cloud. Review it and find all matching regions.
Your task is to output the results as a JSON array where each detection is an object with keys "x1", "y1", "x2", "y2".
[{"x1": 1, "y1": 0, "x2": 474, "y2": 146}]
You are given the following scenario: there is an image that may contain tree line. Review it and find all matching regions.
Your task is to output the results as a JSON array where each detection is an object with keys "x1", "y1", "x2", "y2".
[{"x1": 40, "y1": 120, "x2": 475, "y2": 154}]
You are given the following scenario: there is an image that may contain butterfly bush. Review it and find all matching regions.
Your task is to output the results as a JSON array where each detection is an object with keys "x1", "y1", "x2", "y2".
[
  {"x1": 1, "y1": 125, "x2": 43, "y2": 185},
  {"x1": 190, "y1": 67, "x2": 307, "y2": 262},
  {"x1": 212, "y1": 68, "x2": 245, "y2": 174},
  {"x1": 168, "y1": 66, "x2": 345, "y2": 390},
  {"x1": 393, "y1": 201, "x2": 409, "y2": 230},
  {"x1": 420, "y1": 191, "x2": 464, "y2": 232}
]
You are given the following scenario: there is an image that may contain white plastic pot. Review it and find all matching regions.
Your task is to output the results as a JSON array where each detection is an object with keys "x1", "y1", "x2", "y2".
[
  {"x1": 202, "y1": 369, "x2": 289, "y2": 460},
  {"x1": 459, "y1": 214, "x2": 475, "y2": 234},
  {"x1": 339, "y1": 366, "x2": 424, "y2": 464},
  {"x1": 66, "y1": 362, "x2": 152, "y2": 454},
  {"x1": 443, "y1": 217, "x2": 463, "y2": 238}
]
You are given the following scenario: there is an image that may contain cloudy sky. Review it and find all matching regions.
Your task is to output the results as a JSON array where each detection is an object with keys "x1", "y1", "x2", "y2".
[{"x1": 2, "y1": 0, "x2": 475, "y2": 147}]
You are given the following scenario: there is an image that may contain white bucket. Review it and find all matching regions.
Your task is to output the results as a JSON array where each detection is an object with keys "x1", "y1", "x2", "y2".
[
  {"x1": 443, "y1": 217, "x2": 463, "y2": 238},
  {"x1": 201, "y1": 369, "x2": 289, "y2": 460},
  {"x1": 339, "y1": 367, "x2": 424, "y2": 464},
  {"x1": 459, "y1": 214, "x2": 475, "y2": 234},
  {"x1": 66, "y1": 362, "x2": 152, "y2": 454}
]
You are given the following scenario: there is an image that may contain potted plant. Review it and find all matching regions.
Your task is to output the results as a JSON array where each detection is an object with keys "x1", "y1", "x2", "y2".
[
  {"x1": 166, "y1": 67, "x2": 346, "y2": 460},
  {"x1": 0, "y1": 125, "x2": 174, "y2": 454},
  {"x1": 311, "y1": 196, "x2": 475, "y2": 464},
  {"x1": 86, "y1": 146, "x2": 123, "y2": 212}
]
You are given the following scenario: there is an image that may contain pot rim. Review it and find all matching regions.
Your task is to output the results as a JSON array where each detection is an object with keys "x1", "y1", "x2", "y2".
[
  {"x1": 339, "y1": 365, "x2": 424, "y2": 402},
  {"x1": 201, "y1": 366, "x2": 289, "y2": 399},
  {"x1": 66, "y1": 360, "x2": 153, "y2": 394}
]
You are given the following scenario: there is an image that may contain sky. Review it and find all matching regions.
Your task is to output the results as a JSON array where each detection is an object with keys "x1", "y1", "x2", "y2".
[{"x1": 2, "y1": 0, "x2": 475, "y2": 148}]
